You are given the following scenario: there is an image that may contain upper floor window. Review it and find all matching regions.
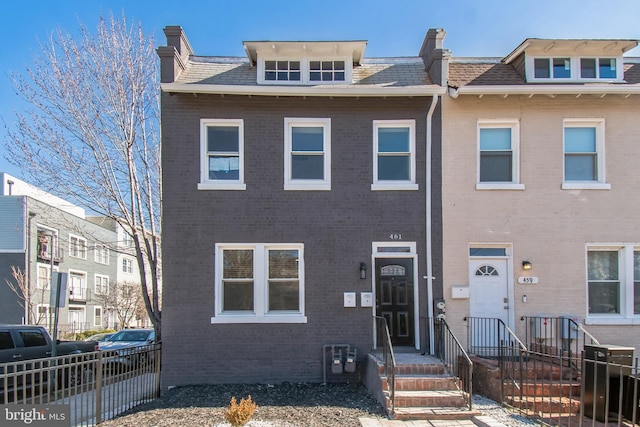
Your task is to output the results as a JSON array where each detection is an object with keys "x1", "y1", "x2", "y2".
[
  {"x1": 265, "y1": 60, "x2": 301, "y2": 82},
  {"x1": 580, "y1": 58, "x2": 617, "y2": 79},
  {"x1": 284, "y1": 118, "x2": 331, "y2": 191},
  {"x1": 69, "y1": 235, "x2": 87, "y2": 259},
  {"x1": 476, "y1": 121, "x2": 524, "y2": 190},
  {"x1": 95, "y1": 274, "x2": 109, "y2": 295},
  {"x1": 309, "y1": 61, "x2": 345, "y2": 82},
  {"x1": 372, "y1": 120, "x2": 417, "y2": 191},
  {"x1": 528, "y1": 56, "x2": 623, "y2": 82},
  {"x1": 562, "y1": 119, "x2": 609, "y2": 190},
  {"x1": 198, "y1": 119, "x2": 245, "y2": 191},
  {"x1": 258, "y1": 58, "x2": 352, "y2": 85},
  {"x1": 37, "y1": 227, "x2": 59, "y2": 261},
  {"x1": 212, "y1": 243, "x2": 306, "y2": 324},
  {"x1": 95, "y1": 244, "x2": 110, "y2": 265},
  {"x1": 122, "y1": 258, "x2": 133, "y2": 274}
]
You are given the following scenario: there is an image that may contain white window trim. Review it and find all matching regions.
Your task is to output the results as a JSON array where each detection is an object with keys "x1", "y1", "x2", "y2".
[
  {"x1": 94, "y1": 243, "x2": 110, "y2": 265},
  {"x1": 257, "y1": 57, "x2": 353, "y2": 85},
  {"x1": 211, "y1": 243, "x2": 307, "y2": 324},
  {"x1": 526, "y1": 56, "x2": 624, "y2": 83},
  {"x1": 476, "y1": 120, "x2": 524, "y2": 190},
  {"x1": 94, "y1": 306, "x2": 103, "y2": 327},
  {"x1": 585, "y1": 244, "x2": 640, "y2": 324},
  {"x1": 122, "y1": 258, "x2": 134, "y2": 274},
  {"x1": 372, "y1": 120, "x2": 418, "y2": 191},
  {"x1": 69, "y1": 234, "x2": 87, "y2": 260},
  {"x1": 562, "y1": 118, "x2": 609, "y2": 190},
  {"x1": 67, "y1": 304, "x2": 87, "y2": 325},
  {"x1": 94, "y1": 274, "x2": 109, "y2": 295},
  {"x1": 198, "y1": 119, "x2": 246, "y2": 191},
  {"x1": 36, "y1": 262, "x2": 58, "y2": 289},
  {"x1": 284, "y1": 118, "x2": 331, "y2": 191}
]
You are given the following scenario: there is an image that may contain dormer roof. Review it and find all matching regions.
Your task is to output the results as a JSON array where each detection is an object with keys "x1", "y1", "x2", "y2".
[
  {"x1": 242, "y1": 40, "x2": 367, "y2": 65},
  {"x1": 503, "y1": 38, "x2": 638, "y2": 64}
]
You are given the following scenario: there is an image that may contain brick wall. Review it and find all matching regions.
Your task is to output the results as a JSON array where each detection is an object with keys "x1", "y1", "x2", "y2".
[{"x1": 161, "y1": 94, "x2": 441, "y2": 387}]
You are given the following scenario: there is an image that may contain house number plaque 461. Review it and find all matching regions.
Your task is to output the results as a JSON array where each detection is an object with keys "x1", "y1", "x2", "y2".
[{"x1": 389, "y1": 233, "x2": 402, "y2": 240}]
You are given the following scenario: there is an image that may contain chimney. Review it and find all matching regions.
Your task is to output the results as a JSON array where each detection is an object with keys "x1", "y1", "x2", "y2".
[
  {"x1": 157, "y1": 26, "x2": 194, "y2": 83},
  {"x1": 419, "y1": 28, "x2": 451, "y2": 87}
]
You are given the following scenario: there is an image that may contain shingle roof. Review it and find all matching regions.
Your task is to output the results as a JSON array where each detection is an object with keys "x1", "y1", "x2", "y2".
[
  {"x1": 175, "y1": 56, "x2": 433, "y2": 88},
  {"x1": 449, "y1": 58, "x2": 640, "y2": 88}
]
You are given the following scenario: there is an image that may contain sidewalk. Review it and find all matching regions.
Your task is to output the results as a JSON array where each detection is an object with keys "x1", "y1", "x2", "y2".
[{"x1": 359, "y1": 415, "x2": 509, "y2": 427}]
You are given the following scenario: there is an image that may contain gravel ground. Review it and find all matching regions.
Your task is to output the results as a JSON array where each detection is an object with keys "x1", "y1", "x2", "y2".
[{"x1": 99, "y1": 383, "x2": 543, "y2": 427}]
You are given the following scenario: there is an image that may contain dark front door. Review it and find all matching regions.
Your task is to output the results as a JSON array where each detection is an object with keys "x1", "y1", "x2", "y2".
[{"x1": 375, "y1": 258, "x2": 414, "y2": 346}]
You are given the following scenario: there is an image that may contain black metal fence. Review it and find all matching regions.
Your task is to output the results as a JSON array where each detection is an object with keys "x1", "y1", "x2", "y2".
[
  {"x1": 433, "y1": 318, "x2": 473, "y2": 409},
  {"x1": 374, "y1": 316, "x2": 396, "y2": 417},
  {"x1": 1, "y1": 343, "x2": 162, "y2": 425}
]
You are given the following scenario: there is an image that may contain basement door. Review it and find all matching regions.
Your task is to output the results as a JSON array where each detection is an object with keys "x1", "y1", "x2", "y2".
[
  {"x1": 469, "y1": 257, "x2": 510, "y2": 355},
  {"x1": 375, "y1": 258, "x2": 414, "y2": 347}
]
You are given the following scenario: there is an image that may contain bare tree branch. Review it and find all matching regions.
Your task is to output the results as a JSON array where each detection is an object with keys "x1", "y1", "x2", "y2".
[{"x1": 4, "y1": 13, "x2": 162, "y2": 339}]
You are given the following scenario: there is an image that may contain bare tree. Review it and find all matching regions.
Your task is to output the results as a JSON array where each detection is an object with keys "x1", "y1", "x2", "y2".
[
  {"x1": 4, "y1": 14, "x2": 162, "y2": 339},
  {"x1": 100, "y1": 281, "x2": 144, "y2": 329},
  {"x1": 4, "y1": 265, "x2": 49, "y2": 325}
]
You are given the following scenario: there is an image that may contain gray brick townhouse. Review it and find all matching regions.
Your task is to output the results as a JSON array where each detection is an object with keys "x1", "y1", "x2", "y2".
[{"x1": 157, "y1": 27, "x2": 448, "y2": 387}]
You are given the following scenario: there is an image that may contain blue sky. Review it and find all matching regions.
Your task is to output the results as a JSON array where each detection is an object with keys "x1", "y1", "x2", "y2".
[{"x1": 1, "y1": 0, "x2": 639, "y2": 178}]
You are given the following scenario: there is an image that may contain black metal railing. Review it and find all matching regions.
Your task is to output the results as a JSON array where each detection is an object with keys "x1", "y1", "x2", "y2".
[
  {"x1": 0, "y1": 343, "x2": 162, "y2": 425},
  {"x1": 374, "y1": 316, "x2": 396, "y2": 416},
  {"x1": 433, "y1": 317, "x2": 473, "y2": 409}
]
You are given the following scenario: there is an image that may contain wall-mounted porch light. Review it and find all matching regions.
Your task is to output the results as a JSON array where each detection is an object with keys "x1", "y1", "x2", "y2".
[
  {"x1": 359, "y1": 262, "x2": 367, "y2": 279},
  {"x1": 522, "y1": 260, "x2": 532, "y2": 271}
]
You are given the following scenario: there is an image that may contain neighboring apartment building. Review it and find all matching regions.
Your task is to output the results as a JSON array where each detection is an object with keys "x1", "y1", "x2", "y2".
[
  {"x1": 0, "y1": 173, "x2": 121, "y2": 335},
  {"x1": 440, "y1": 36, "x2": 640, "y2": 351},
  {"x1": 158, "y1": 27, "x2": 447, "y2": 387}
]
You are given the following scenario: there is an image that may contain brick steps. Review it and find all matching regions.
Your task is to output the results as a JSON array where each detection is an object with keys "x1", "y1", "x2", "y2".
[
  {"x1": 506, "y1": 395, "x2": 581, "y2": 414},
  {"x1": 375, "y1": 355, "x2": 475, "y2": 421}
]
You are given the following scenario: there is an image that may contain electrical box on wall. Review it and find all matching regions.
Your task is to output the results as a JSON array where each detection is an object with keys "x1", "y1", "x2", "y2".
[
  {"x1": 344, "y1": 292, "x2": 356, "y2": 307},
  {"x1": 361, "y1": 292, "x2": 373, "y2": 307},
  {"x1": 451, "y1": 286, "x2": 469, "y2": 299}
]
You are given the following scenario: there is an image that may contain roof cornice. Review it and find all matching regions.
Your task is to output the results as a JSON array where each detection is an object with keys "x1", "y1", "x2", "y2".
[
  {"x1": 449, "y1": 84, "x2": 640, "y2": 98},
  {"x1": 161, "y1": 83, "x2": 446, "y2": 97}
]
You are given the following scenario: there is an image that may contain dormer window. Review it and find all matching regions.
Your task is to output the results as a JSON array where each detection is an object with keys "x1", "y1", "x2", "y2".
[
  {"x1": 528, "y1": 55, "x2": 622, "y2": 82},
  {"x1": 309, "y1": 61, "x2": 345, "y2": 82},
  {"x1": 244, "y1": 40, "x2": 366, "y2": 86},
  {"x1": 259, "y1": 57, "x2": 351, "y2": 85},
  {"x1": 265, "y1": 61, "x2": 301, "y2": 82}
]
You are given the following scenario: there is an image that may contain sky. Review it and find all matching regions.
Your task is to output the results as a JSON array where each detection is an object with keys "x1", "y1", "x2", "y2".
[{"x1": 1, "y1": 0, "x2": 639, "y2": 179}]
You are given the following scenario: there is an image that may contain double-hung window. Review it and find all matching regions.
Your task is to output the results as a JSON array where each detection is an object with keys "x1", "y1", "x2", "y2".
[
  {"x1": 284, "y1": 118, "x2": 331, "y2": 190},
  {"x1": 95, "y1": 244, "x2": 109, "y2": 265},
  {"x1": 212, "y1": 243, "x2": 306, "y2": 324},
  {"x1": 477, "y1": 121, "x2": 523, "y2": 190},
  {"x1": 562, "y1": 119, "x2": 608, "y2": 190},
  {"x1": 69, "y1": 235, "x2": 87, "y2": 259},
  {"x1": 372, "y1": 120, "x2": 417, "y2": 191},
  {"x1": 199, "y1": 119, "x2": 245, "y2": 190},
  {"x1": 95, "y1": 274, "x2": 109, "y2": 295},
  {"x1": 587, "y1": 246, "x2": 640, "y2": 323}
]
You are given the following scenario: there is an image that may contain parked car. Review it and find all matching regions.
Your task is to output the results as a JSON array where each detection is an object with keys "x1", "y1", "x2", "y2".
[
  {"x1": 83, "y1": 332, "x2": 114, "y2": 342},
  {"x1": 99, "y1": 329, "x2": 155, "y2": 372},
  {"x1": 0, "y1": 325, "x2": 98, "y2": 403}
]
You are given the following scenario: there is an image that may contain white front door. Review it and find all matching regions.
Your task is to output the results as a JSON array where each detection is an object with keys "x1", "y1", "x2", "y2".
[{"x1": 469, "y1": 258, "x2": 510, "y2": 355}]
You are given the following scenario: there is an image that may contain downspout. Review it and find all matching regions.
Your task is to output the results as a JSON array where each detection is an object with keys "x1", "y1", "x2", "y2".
[{"x1": 426, "y1": 94, "x2": 439, "y2": 355}]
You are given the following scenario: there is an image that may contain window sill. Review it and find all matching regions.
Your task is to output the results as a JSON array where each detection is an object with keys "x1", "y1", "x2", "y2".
[
  {"x1": 371, "y1": 183, "x2": 419, "y2": 191},
  {"x1": 585, "y1": 317, "x2": 640, "y2": 325},
  {"x1": 211, "y1": 315, "x2": 308, "y2": 324},
  {"x1": 284, "y1": 182, "x2": 331, "y2": 191},
  {"x1": 198, "y1": 182, "x2": 247, "y2": 191},
  {"x1": 561, "y1": 182, "x2": 611, "y2": 190},
  {"x1": 476, "y1": 183, "x2": 525, "y2": 191}
]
